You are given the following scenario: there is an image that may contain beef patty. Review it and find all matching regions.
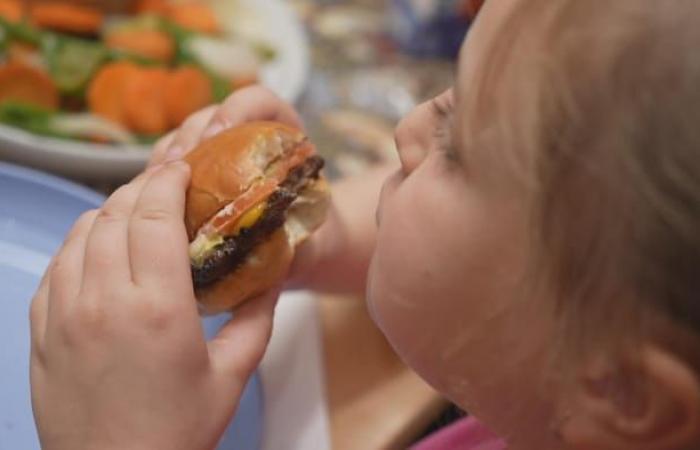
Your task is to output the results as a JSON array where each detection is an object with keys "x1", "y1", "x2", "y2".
[{"x1": 191, "y1": 155, "x2": 324, "y2": 289}]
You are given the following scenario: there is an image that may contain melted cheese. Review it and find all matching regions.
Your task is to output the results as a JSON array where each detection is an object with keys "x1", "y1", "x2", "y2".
[
  {"x1": 188, "y1": 201, "x2": 267, "y2": 266},
  {"x1": 233, "y1": 201, "x2": 266, "y2": 234}
]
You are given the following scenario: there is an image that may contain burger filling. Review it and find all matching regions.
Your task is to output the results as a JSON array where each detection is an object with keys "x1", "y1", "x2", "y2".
[{"x1": 190, "y1": 155, "x2": 324, "y2": 289}]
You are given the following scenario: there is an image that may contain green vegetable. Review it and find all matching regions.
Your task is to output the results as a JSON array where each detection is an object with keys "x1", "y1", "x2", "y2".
[
  {"x1": 134, "y1": 133, "x2": 161, "y2": 145},
  {"x1": 253, "y1": 42, "x2": 277, "y2": 62},
  {"x1": 0, "y1": 102, "x2": 68, "y2": 138},
  {"x1": 207, "y1": 70, "x2": 232, "y2": 102},
  {"x1": 160, "y1": 19, "x2": 200, "y2": 66},
  {"x1": 42, "y1": 35, "x2": 109, "y2": 96},
  {"x1": 0, "y1": 17, "x2": 43, "y2": 46},
  {"x1": 106, "y1": 47, "x2": 160, "y2": 66}
]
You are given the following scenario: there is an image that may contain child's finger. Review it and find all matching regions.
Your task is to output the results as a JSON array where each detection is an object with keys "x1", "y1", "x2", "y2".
[
  {"x1": 148, "y1": 130, "x2": 176, "y2": 168},
  {"x1": 29, "y1": 256, "x2": 55, "y2": 351},
  {"x1": 81, "y1": 171, "x2": 155, "y2": 293},
  {"x1": 162, "y1": 104, "x2": 218, "y2": 160},
  {"x1": 127, "y1": 161, "x2": 192, "y2": 292},
  {"x1": 208, "y1": 288, "x2": 280, "y2": 384},
  {"x1": 48, "y1": 209, "x2": 99, "y2": 306},
  {"x1": 44, "y1": 210, "x2": 98, "y2": 338},
  {"x1": 201, "y1": 85, "x2": 303, "y2": 140}
]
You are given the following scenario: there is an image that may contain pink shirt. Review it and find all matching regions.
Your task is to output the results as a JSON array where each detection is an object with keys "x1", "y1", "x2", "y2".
[{"x1": 412, "y1": 417, "x2": 506, "y2": 450}]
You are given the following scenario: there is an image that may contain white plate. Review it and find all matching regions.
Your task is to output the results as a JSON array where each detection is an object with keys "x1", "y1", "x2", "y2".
[{"x1": 0, "y1": 0, "x2": 310, "y2": 183}]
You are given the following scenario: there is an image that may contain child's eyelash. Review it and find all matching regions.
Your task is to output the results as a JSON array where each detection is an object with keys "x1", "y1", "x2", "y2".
[{"x1": 431, "y1": 102, "x2": 460, "y2": 163}]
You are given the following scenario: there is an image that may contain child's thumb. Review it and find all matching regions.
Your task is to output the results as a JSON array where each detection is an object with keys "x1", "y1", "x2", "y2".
[{"x1": 207, "y1": 288, "x2": 281, "y2": 386}]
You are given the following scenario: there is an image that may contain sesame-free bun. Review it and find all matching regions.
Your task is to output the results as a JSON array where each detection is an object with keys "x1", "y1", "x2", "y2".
[{"x1": 184, "y1": 122, "x2": 329, "y2": 314}]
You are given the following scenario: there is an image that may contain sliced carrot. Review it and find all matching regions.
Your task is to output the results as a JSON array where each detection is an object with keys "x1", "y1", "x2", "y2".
[
  {"x1": 87, "y1": 61, "x2": 139, "y2": 127},
  {"x1": 133, "y1": 0, "x2": 169, "y2": 15},
  {"x1": 0, "y1": 62, "x2": 58, "y2": 110},
  {"x1": 29, "y1": 3, "x2": 103, "y2": 35},
  {"x1": 0, "y1": 0, "x2": 23, "y2": 23},
  {"x1": 123, "y1": 67, "x2": 170, "y2": 135},
  {"x1": 105, "y1": 28, "x2": 175, "y2": 63},
  {"x1": 166, "y1": 3, "x2": 219, "y2": 34},
  {"x1": 164, "y1": 66, "x2": 213, "y2": 128}
]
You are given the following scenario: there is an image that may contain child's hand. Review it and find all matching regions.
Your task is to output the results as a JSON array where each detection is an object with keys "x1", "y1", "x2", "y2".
[
  {"x1": 149, "y1": 85, "x2": 304, "y2": 167},
  {"x1": 30, "y1": 163, "x2": 278, "y2": 450}
]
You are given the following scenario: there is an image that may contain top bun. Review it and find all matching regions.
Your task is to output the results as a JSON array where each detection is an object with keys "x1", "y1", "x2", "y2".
[{"x1": 184, "y1": 121, "x2": 312, "y2": 239}]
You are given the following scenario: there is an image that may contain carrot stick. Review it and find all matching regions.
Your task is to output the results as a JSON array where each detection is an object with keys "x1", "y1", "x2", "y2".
[
  {"x1": 164, "y1": 66, "x2": 213, "y2": 128},
  {"x1": 29, "y1": 3, "x2": 103, "y2": 35},
  {"x1": 133, "y1": 0, "x2": 169, "y2": 15},
  {"x1": 123, "y1": 67, "x2": 169, "y2": 135},
  {"x1": 0, "y1": 0, "x2": 23, "y2": 24},
  {"x1": 87, "y1": 61, "x2": 139, "y2": 127},
  {"x1": 166, "y1": 3, "x2": 220, "y2": 34},
  {"x1": 105, "y1": 28, "x2": 175, "y2": 63},
  {"x1": 0, "y1": 62, "x2": 59, "y2": 110}
]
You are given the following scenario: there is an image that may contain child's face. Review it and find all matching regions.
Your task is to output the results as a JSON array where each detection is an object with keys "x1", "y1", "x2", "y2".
[{"x1": 368, "y1": 0, "x2": 559, "y2": 441}]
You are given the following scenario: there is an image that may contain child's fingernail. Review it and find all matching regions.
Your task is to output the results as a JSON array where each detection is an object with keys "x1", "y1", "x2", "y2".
[
  {"x1": 202, "y1": 121, "x2": 224, "y2": 139},
  {"x1": 164, "y1": 145, "x2": 185, "y2": 162}
]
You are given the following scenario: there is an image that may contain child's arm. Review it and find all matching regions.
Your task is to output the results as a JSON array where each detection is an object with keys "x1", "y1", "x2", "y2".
[
  {"x1": 150, "y1": 85, "x2": 396, "y2": 297},
  {"x1": 30, "y1": 164, "x2": 278, "y2": 450}
]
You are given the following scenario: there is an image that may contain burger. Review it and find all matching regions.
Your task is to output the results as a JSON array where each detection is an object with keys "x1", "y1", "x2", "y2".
[{"x1": 184, "y1": 121, "x2": 330, "y2": 314}]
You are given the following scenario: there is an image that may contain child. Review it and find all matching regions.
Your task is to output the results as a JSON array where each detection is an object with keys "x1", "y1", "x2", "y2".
[{"x1": 29, "y1": 0, "x2": 700, "y2": 449}]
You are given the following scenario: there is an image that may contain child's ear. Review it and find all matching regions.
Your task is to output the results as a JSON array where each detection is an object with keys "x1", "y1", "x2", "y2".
[{"x1": 556, "y1": 345, "x2": 700, "y2": 450}]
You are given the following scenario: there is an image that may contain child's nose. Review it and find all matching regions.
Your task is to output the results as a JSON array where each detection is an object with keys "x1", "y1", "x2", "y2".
[{"x1": 393, "y1": 108, "x2": 431, "y2": 175}]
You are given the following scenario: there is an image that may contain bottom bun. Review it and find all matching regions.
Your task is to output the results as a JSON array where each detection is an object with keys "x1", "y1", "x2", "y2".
[
  {"x1": 196, "y1": 228, "x2": 293, "y2": 315},
  {"x1": 195, "y1": 177, "x2": 330, "y2": 315}
]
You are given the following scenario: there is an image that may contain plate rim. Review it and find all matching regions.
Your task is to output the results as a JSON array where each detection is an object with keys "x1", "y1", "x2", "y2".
[
  {"x1": 0, "y1": 0, "x2": 310, "y2": 181},
  {"x1": 0, "y1": 161, "x2": 106, "y2": 206}
]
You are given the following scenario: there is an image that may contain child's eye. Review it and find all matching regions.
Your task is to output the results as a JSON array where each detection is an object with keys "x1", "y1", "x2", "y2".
[
  {"x1": 431, "y1": 95, "x2": 461, "y2": 164},
  {"x1": 434, "y1": 119, "x2": 457, "y2": 161}
]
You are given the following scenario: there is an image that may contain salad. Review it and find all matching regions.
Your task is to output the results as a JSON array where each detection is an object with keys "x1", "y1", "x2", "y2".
[{"x1": 0, "y1": 0, "x2": 275, "y2": 145}]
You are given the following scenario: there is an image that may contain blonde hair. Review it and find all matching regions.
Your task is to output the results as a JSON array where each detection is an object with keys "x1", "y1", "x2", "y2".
[{"x1": 470, "y1": 1, "x2": 700, "y2": 361}]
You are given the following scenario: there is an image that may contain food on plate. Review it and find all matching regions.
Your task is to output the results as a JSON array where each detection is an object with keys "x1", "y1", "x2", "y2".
[
  {"x1": 87, "y1": 61, "x2": 139, "y2": 127},
  {"x1": 29, "y1": 3, "x2": 104, "y2": 35},
  {"x1": 164, "y1": 65, "x2": 213, "y2": 126},
  {"x1": 0, "y1": 62, "x2": 58, "y2": 109},
  {"x1": 0, "y1": 0, "x2": 22, "y2": 24},
  {"x1": 87, "y1": 61, "x2": 214, "y2": 134},
  {"x1": 104, "y1": 28, "x2": 175, "y2": 63},
  {"x1": 185, "y1": 121, "x2": 330, "y2": 314},
  {"x1": 0, "y1": 0, "x2": 277, "y2": 145},
  {"x1": 123, "y1": 67, "x2": 169, "y2": 134},
  {"x1": 134, "y1": 0, "x2": 169, "y2": 15},
  {"x1": 166, "y1": 3, "x2": 220, "y2": 34}
]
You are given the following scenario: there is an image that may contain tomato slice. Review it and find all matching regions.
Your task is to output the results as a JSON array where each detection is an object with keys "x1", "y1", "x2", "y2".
[{"x1": 200, "y1": 139, "x2": 315, "y2": 238}]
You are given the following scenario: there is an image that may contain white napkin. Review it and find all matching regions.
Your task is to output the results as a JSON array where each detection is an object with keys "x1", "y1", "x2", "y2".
[{"x1": 259, "y1": 292, "x2": 332, "y2": 450}]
